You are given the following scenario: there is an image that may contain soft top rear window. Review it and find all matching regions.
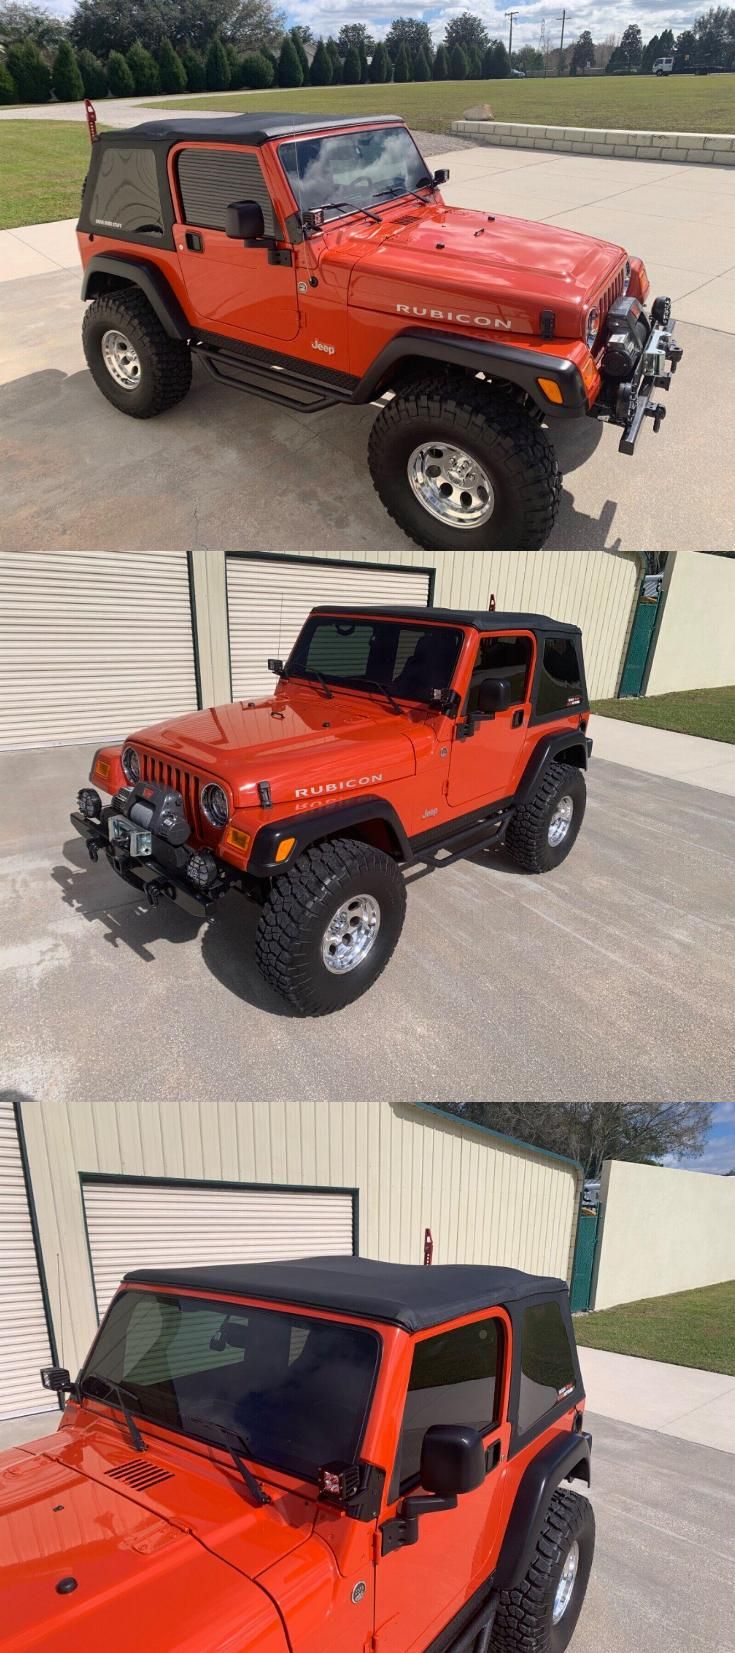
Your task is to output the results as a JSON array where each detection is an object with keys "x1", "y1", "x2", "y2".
[
  {"x1": 86, "y1": 146, "x2": 164, "y2": 238},
  {"x1": 81, "y1": 1288, "x2": 380, "y2": 1482}
]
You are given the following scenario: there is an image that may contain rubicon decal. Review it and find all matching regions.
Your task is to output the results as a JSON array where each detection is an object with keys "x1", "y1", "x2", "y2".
[
  {"x1": 295, "y1": 774, "x2": 383, "y2": 798},
  {"x1": 396, "y1": 304, "x2": 513, "y2": 331}
]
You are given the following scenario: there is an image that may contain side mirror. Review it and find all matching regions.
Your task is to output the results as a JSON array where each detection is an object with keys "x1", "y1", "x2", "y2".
[
  {"x1": 419, "y1": 1423, "x2": 487, "y2": 1498},
  {"x1": 40, "y1": 1365, "x2": 72, "y2": 1392},
  {"x1": 476, "y1": 676, "x2": 511, "y2": 716},
  {"x1": 267, "y1": 657, "x2": 284, "y2": 675},
  {"x1": 433, "y1": 168, "x2": 450, "y2": 185},
  {"x1": 225, "y1": 199, "x2": 266, "y2": 243}
]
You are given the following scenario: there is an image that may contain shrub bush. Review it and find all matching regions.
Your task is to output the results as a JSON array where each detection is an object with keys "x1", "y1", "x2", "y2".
[
  {"x1": 309, "y1": 40, "x2": 332, "y2": 85},
  {"x1": 433, "y1": 43, "x2": 449, "y2": 78},
  {"x1": 126, "y1": 40, "x2": 160, "y2": 95},
  {"x1": 240, "y1": 51, "x2": 274, "y2": 88},
  {"x1": 0, "y1": 59, "x2": 18, "y2": 103},
  {"x1": 393, "y1": 41, "x2": 411, "y2": 81},
  {"x1": 180, "y1": 46, "x2": 206, "y2": 92},
  {"x1": 78, "y1": 48, "x2": 107, "y2": 98},
  {"x1": 52, "y1": 39, "x2": 84, "y2": 100},
  {"x1": 449, "y1": 43, "x2": 468, "y2": 78},
  {"x1": 157, "y1": 38, "x2": 187, "y2": 94},
  {"x1": 278, "y1": 34, "x2": 303, "y2": 86},
  {"x1": 205, "y1": 36, "x2": 231, "y2": 90},
  {"x1": 106, "y1": 50, "x2": 134, "y2": 97},
  {"x1": 6, "y1": 39, "x2": 51, "y2": 102}
]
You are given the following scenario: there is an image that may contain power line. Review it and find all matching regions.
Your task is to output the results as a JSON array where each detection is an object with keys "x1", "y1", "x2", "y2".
[
  {"x1": 505, "y1": 9, "x2": 520, "y2": 59},
  {"x1": 555, "y1": 9, "x2": 568, "y2": 73}
]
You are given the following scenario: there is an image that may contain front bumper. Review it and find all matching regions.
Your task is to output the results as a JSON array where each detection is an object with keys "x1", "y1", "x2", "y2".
[
  {"x1": 70, "y1": 809, "x2": 231, "y2": 919},
  {"x1": 595, "y1": 298, "x2": 684, "y2": 454}
]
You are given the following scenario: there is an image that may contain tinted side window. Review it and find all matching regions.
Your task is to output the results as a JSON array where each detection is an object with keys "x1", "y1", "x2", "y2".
[
  {"x1": 88, "y1": 146, "x2": 163, "y2": 237},
  {"x1": 536, "y1": 637, "x2": 583, "y2": 716},
  {"x1": 518, "y1": 1302, "x2": 576, "y2": 1434},
  {"x1": 467, "y1": 635, "x2": 533, "y2": 714},
  {"x1": 395, "y1": 1319, "x2": 501, "y2": 1492},
  {"x1": 177, "y1": 148, "x2": 277, "y2": 235}
]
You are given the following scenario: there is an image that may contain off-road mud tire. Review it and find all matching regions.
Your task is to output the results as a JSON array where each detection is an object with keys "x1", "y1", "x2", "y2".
[
  {"x1": 255, "y1": 838, "x2": 406, "y2": 1015},
  {"x1": 367, "y1": 374, "x2": 561, "y2": 550},
  {"x1": 504, "y1": 760, "x2": 586, "y2": 873},
  {"x1": 82, "y1": 288, "x2": 192, "y2": 418},
  {"x1": 492, "y1": 1489, "x2": 595, "y2": 1653}
]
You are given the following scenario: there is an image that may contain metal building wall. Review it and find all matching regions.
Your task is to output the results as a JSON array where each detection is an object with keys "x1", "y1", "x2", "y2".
[
  {"x1": 190, "y1": 550, "x2": 640, "y2": 707},
  {"x1": 18, "y1": 1100, "x2": 580, "y2": 1380}
]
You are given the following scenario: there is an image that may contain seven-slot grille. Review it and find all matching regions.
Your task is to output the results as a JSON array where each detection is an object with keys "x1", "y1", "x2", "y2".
[
  {"x1": 140, "y1": 751, "x2": 205, "y2": 837},
  {"x1": 597, "y1": 264, "x2": 627, "y2": 329},
  {"x1": 105, "y1": 1458, "x2": 174, "y2": 1490}
]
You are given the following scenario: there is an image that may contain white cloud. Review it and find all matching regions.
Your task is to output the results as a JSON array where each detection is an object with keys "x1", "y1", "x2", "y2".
[{"x1": 285, "y1": 0, "x2": 702, "y2": 44}]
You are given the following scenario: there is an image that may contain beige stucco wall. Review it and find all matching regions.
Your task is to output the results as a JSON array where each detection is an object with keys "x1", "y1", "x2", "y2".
[
  {"x1": 646, "y1": 553, "x2": 735, "y2": 695},
  {"x1": 591, "y1": 1158, "x2": 735, "y2": 1311},
  {"x1": 190, "y1": 550, "x2": 640, "y2": 706},
  {"x1": 19, "y1": 1099, "x2": 580, "y2": 1377}
]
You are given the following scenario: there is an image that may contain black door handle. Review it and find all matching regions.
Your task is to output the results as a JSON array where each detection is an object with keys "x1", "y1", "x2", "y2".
[
  {"x1": 185, "y1": 231, "x2": 203, "y2": 252},
  {"x1": 511, "y1": 709, "x2": 524, "y2": 728}
]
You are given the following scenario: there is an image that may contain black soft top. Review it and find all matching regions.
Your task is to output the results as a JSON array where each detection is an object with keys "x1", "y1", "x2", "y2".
[
  {"x1": 109, "y1": 112, "x2": 404, "y2": 149},
  {"x1": 123, "y1": 1255, "x2": 566, "y2": 1332},
  {"x1": 313, "y1": 606, "x2": 583, "y2": 637}
]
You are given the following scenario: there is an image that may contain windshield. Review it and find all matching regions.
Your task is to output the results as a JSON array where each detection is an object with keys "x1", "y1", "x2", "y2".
[
  {"x1": 81, "y1": 1288, "x2": 380, "y2": 1482},
  {"x1": 279, "y1": 125, "x2": 431, "y2": 222},
  {"x1": 286, "y1": 615, "x2": 464, "y2": 705}
]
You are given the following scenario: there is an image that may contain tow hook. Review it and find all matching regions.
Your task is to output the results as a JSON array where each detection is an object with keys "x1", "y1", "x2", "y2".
[
  {"x1": 145, "y1": 877, "x2": 176, "y2": 908},
  {"x1": 87, "y1": 839, "x2": 99, "y2": 863},
  {"x1": 645, "y1": 402, "x2": 667, "y2": 434}
]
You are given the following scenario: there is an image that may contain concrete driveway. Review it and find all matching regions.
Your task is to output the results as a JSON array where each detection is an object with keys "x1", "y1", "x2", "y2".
[
  {"x1": 1, "y1": 740, "x2": 733, "y2": 1105},
  {"x1": 1, "y1": 139, "x2": 734, "y2": 551}
]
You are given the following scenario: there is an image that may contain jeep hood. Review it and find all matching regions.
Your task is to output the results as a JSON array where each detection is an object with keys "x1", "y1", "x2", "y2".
[
  {"x1": 0, "y1": 1422, "x2": 309, "y2": 1653},
  {"x1": 130, "y1": 687, "x2": 420, "y2": 807},
  {"x1": 345, "y1": 201, "x2": 626, "y2": 338}
]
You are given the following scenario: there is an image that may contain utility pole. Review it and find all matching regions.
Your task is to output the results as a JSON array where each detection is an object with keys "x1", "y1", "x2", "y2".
[
  {"x1": 505, "y1": 9, "x2": 520, "y2": 61},
  {"x1": 556, "y1": 9, "x2": 567, "y2": 74}
]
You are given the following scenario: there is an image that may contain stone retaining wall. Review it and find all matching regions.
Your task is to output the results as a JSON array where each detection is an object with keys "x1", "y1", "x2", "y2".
[{"x1": 450, "y1": 119, "x2": 735, "y2": 166}]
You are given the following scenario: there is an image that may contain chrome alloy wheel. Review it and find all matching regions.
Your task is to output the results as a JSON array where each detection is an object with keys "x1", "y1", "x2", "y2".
[
  {"x1": 407, "y1": 442, "x2": 495, "y2": 528},
  {"x1": 101, "y1": 329, "x2": 142, "y2": 391},
  {"x1": 552, "y1": 1539, "x2": 579, "y2": 1625},
  {"x1": 321, "y1": 894, "x2": 380, "y2": 975},
  {"x1": 548, "y1": 794, "x2": 574, "y2": 848}
]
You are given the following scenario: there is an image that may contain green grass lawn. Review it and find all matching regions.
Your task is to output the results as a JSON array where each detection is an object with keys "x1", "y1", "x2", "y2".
[
  {"x1": 0, "y1": 120, "x2": 94, "y2": 229},
  {"x1": 592, "y1": 684, "x2": 735, "y2": 743},
  {"x1": 574, "y1": 1279, "x2": 735, "y2": 1375},
  {"x1": 148, "y1": 74, "x2": 735, "y2": 135}
]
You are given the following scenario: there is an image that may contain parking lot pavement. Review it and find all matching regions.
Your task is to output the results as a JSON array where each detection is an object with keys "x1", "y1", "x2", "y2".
[
  {"x1": 1, "y1": 742, "x2": 733, "y2": 1106},
  {"x1": 1, "y1": 142, "x2": 734, "y2": 552}
]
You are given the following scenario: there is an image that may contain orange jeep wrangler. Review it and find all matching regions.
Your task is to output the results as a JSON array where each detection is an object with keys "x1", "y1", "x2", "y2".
[
  {"x1": 70, "y1": 604, "x2": 592, "y2": 1015},
  {"x1": 4, "y1": 1255, "x2": 595, "y2": 1653},
  {"x1": 76, "y1": 109, "x2": 682, "y2": 549}
]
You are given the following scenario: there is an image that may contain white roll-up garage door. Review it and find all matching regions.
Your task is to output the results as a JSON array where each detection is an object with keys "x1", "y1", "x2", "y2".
[
  {"x1": 0, "y1": 1103, "x2": 56, "y2": 1420},
  {"x1": 0, "y1": 551, "x2": 199, "y2": 750},
  {"x1": 227, "y1": 555, "x2": 432, "y2": 699},
  {"x1": 82, "y1": 1179, "x2": 356, "y2": 1320}
]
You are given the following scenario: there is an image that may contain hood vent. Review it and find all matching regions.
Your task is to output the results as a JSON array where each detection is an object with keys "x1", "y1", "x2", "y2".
[{"x1": 105, "y1": 1459, "x2": 174, "y2": 1490}]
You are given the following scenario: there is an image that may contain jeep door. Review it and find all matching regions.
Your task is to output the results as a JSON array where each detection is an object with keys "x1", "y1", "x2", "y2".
[
  {"x1": 171, "y1": 143, "x2": 300, "y2": 342},
  {"x1": 446, "y1": 631, "x2": 535, "y2": 810},
  {"x1": 374, "y1": 1312, "x2": 511, "y2": 1653}
]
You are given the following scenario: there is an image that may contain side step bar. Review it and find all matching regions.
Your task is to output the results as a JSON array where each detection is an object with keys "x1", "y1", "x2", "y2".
[
  {"x1": 196, "y1": 345, "x2": 351, "y2": 412},
  {"x1": 409, "y1": 811, "x2": 512, "y2": 876}
]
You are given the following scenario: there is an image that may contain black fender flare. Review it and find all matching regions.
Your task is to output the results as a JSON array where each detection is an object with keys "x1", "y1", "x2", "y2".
[
  {"x1": 517, "y1": 731, "x2": 591, "y2": 805},
  {"x1": 494, "y1": 1430, "x2": 592, "y2": 1592},
  {"x1": 81, "y1": 255, "x2": 190, "y2": 339},
  {"x1": 247, "y1": 794, "x2": 413, "y2": 876},
  {"x1": 351, "y1": 327, "x2": 589, "y2": 418}
]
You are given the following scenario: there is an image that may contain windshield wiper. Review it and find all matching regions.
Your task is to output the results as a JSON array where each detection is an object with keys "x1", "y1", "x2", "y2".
[
  {"x1": 315, "y1": 199, "x2": 382, "y2": 224},
  {"x1": 353, "y1": 678, "x2": 404, "y2": 714},
  {"x1": 180, "y1": 1413, "x2": 271, "y2": 1507},
  {"x1": 80, "y1": 1374, "x2": 147, "y2": 1453},
  {"x1": 375, "y1": 177, "x2": 434, "y2": 207},
  {"x1": 300, "y1": 669, "x2": 334, "y2": 699}
]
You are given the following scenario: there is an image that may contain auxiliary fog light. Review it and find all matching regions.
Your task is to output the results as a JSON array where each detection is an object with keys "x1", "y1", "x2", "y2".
[
  {"x1": 186, "y1": 850, "x2": 219, "y2": 891},
  {"x1": 77, "y1": 788, "x2": 102, "y2": 820}
]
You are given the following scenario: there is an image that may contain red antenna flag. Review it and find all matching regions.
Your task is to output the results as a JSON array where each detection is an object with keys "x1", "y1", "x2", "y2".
[{"x1": 85, "y1": 99, "x2": 98, "y2": 144}]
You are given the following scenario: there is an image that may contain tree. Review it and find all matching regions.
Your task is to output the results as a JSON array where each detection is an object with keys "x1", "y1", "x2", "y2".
[
  {"x1": 290, "y1": 25, "x2": 308, "y2": 79},
  {"x1": 205, "y1": 34, "x2": 230, "y2": 88},
  {"x1": 466, "y1": 45, "x2": 482, "y2": 76},
  {"x1": 439, "y1": 1104, "x2": 714, "y2": 1180},
  {"x1": 277, "y1": 31, "x2": 302, "y2": 85},
  {"x1": 77, "y1": 45, "x2": 107, "y2": 95},
  {"x1": 5, "y1": 37, "x2": 51, "y2": 99},
  {"x1": 393, "y1": 39, "x2": 411, "y2": 80},
  {"x1": 337, "y1": 22, "x2": 375, "y2": 57},
  {"x1": 368, "y1": 40, "x2": 388, "y2": 81},
  {"x1": 225, "y1": 40, "x2": 241, "y2": 81},
  {"x1": 342, "y1": 42, "x2": 361, "y2": 83},
  {"x1": 673, "y1": 27, "x2": 698, "y2": 70},
  {"x1": 571, "y1": 29, "x2": 595, "y2": 73},
  {"x1": 445, "y1": 11, "x2": 490, "y2": 59},
  {"x1": 641, "y1": 32, "x2": 660, "y2": 72},
  {"x1": 385, "y1": 17, "x2": 433, "y2": 64},
  {"x1": 52, "y1": 37, "x2": 84, "y2": 98},
  {"x1": 433, "y1": 42, "x2": 449, "y2": 78},
  {"x1": 619, "y1": 22, "x2": 643, "y2": 68},
  {"x1": 240, "y1": 47, "x2": 273, "y2": 84},
  {"x1": 605, "y1": 44, "x2": 627, "y2": 73},
  {"x1": 413, "y1": 44, "x2": 432, "y2": 78},
  {"x1": 658, "y1": 27, "x2": 675, "y2": 51},
  {"x1": 514, "y1": 44, "x2": 544, "y2": 71},
  {"x1": 157, "y1": 36, "x2": 186, "y2": 91},
  {"x1": 0, "y1": 57, "x2": 18, "y2": 99},
  {"x1": 309, "y1": 37, "x2": 332, "y2": 84},
  {"x1": 449, "y1": 41, "x2": 468, "y2": 77},
  {"x1": 180, "y1": 44, "x2": 205, "y2": 89},
  {"x1": 291, "y1": 22, "x2": 312, "y2": 46},
  {"x1": 126, "y1": 37, "x2": 159, "y2": 92},
  {"x1": 0, "y1": 3, "x2": 66, "y2": 50},
  {"x1": 695, "y1": 6, "x2": 735, "y2": 65},
  {"x1": 68, "y1": 0, "x2": 287, "y2": 59},
  {"x1": 106, "y1": 47, "x2": 134, "y2": 94},
  {"x1": 325, "y1": 36, "x2": 342, "y2": 81},
  {"x1": 483, "y1": 39, "x2": 509, "y2": 77}
]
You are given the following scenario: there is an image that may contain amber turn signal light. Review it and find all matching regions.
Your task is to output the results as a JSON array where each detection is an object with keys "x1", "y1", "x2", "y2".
[
  {"x1": 275, "y1": 837, "x2": 296, "y2": 863},
  {"x1": 536, "y1": 377, "x2": 564, "y2": 405},
  {"x1": 93, "y1": 758, "x2": 109, "y2": 780},
  {"x1": 225, "y1": 826, "x2": 251, "y2": 852}
]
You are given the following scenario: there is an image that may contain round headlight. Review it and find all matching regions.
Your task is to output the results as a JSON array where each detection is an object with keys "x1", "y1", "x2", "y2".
[
  {"x1": 585, "y1": 307, "x2": 600, "y2": 350},
  {"x1": 121, "y1": 746, "x2": 140, "y2": 783},
  {"x1": 201, "y1": 783, "x2": 229, "y2": 828}
]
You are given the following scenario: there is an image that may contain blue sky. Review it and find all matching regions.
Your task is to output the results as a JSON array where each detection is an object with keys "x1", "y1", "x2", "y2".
[{"x1": 665, "y1": 1103, "x2": 735, "y2": 1175}]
